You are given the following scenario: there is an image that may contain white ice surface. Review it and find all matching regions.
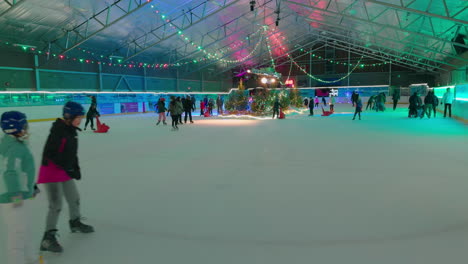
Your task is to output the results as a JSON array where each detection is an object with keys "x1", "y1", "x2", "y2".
[{"x1": 1, "y1": 104, "x2": 468, "y2": 264}]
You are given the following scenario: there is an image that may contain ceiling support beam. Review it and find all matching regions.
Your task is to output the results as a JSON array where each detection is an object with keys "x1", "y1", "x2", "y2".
[
  {"x1": 364, "y1": 0, "x2": 468, "y2": 25},
  {"x1": 180, "y1": 16, "x2": 314, "y2": 75},
  {"x1": 49, "y1": 0, "x2": 151, "y2": 54},
  {"x1": 155, "y1": 0, "x2": 276, "y2": 63},
  {"x1": 292, "y1": 12, "x2": 466, "y2": 66},
  {"x1": 284, "y1": 0, "x2": 468, "y2": 51},
  {"x1": 0, "y1": 0, "x2": 25, "y2": 17},
  {"x1": 120, "y1": 0, "x2": 241, "y2": 62}
]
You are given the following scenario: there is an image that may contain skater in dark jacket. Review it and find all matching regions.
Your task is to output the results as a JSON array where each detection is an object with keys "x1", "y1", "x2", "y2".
[
  {"x1": 37, "y1": 102, "x2": 94, "y2": 254},
  {"x1": 169, "y1": 97, "x2": 182, "y2": 130},
  {"x1": 191, "y1": 95, "x2": 197, "y2": 111},
  {"x1": 432, "y1": 92, "x2": 439, "y2": 117},
  {"x1": 352, "y1": 95, "x2": 363, "y2": 120},
  {"x1": 216, "y1": 95, "x2": 224, "y2": 115},
  {"x1": 156, "y1": 98, "x2": 167, "y2": 125},
  {"x1": 366, "y1": 95, "x2": 375, "y2": 110},
  {"x1": 408, "y1": 92, "x2": 422, "y2": 118},
  {"x1": 208, "y1": 98, "x2": 214, "y2": 115},
  {"x1": 392, "y1": 89, "x2": 400, "y2": 110},
  {"x1": 308, "y1": 97, "x2": 314, "y2": 116},
  {"x1": 423, "y1": 91, "x2": 435, "y2": 118},
  {"x1": 351, "y1": 91, "x2": 358, "y2": 106},
  {"x1": 83, "y1": 104, "x2": 99, "y2": 131},
  {"x1": 272, "y1": 98, "x2": 282, "y2": 119},
  {"x1": 183, "y1": 95, "x2": 194, "y2": 123},
  {"x1": 321, "y1": 96, "x2": 327, "y2": 106},
  {"x1": 176, "y1": 97, "x2": 184, "y2": 125}
]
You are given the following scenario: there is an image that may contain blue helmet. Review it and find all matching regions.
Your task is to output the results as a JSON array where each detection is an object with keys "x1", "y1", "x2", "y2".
[
  {"x1": 63, "y1": 101, "x2": 85, "y2": 120},
  {"x1": 1, "y1": 111, "x2": 28, "y2": 135}
]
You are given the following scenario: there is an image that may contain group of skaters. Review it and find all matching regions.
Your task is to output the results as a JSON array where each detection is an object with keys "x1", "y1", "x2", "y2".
[
  {"x1": 365, "y1": 92, "x2": 388, "y2": 112},
  {"x1": 302, "y1": 88, "x2": 455, "y2": 120},
  {"x1": 303, "y1": 95, "x2": 336, "y2": 117},
  {"x1": 408, "y1": 87, "x2": 454, "y2": 119},
  {"x1": 1, "y1": 101, "x2": 94, "y2": 264},
  {"x1": 155, "y1": 95, "x2": 224, "y2": 130}
]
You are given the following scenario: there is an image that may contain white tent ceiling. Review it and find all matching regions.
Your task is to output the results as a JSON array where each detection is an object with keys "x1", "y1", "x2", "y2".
[{"x1": 0, "y1": 0, "x2": 466, "y2": 73}]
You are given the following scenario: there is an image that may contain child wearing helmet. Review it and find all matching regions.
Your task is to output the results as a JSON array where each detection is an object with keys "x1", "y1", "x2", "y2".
[
  {"x1": 37, "y1": 101, "x2": 95, "y2": 254},
  {"x1": 0, "y1": 111, "x2": 41, "y2": 264}
]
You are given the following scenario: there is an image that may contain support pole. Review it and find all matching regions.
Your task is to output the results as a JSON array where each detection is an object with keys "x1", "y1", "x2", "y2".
[
  {"x1": 98, "y1": 63, "x2": 103, "y2": 91},
  {"x1": 176, "y1": 69, "x2": 179, "y2": 92},
  {"x1": 308, "y1": 49, "x2": 312, "y2": 87},
  {"x1": 201, "y1": 72, "x2": 204, "y2": 92},
  {"x1": 143, "y1": 67, "x2": 147, "y2": 92},
  {"x1": 34, "y1": 55, "x2": 41, "y2": 91},
  {"x1": 389, "y1": 61, "x2": 392, "y2": 86},
  {"x1": 347, "y1": 46, "x2": 351, "y2": 87}
]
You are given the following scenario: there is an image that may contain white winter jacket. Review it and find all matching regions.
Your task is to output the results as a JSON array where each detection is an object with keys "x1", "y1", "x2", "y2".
[{"x1": 442, "y1": 91, "x2": 454, "y2": 104}]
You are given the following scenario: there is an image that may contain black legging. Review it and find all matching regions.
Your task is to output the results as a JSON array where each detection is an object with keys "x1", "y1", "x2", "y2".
[
  {"x1": 309, "y1": 107, "x2": 314, "y2": 116},
  {"x1": 84, "y1": 116, "x2": 94, "y2": 129},
  {"x1": 353, "y1": 108, "x2": 361, "y2": 120},
  {"x1": 272, "y1": 108, "x2": 279, "y2": 119},
  {"x1": 171, "y1": 115, "x2": 179, "y2": 127},
  {"x1": 393, "y1": 100, "x2": 398, "y2": 110},
  {"x1": 330, "y1": 104, "x2": 334, "y2": 112},
  {"x1": 432, "y1": 105, "x2": 437, "y2": 117},
  {"x1": 424, "y1": 104, "x2": 433, "y2": 118},
  {"x1": 178, "y1": 114, "x2": 183, "y2": 124},
  {"x1": 184, "y1": 110, "x2": 192, "y2": 123},
  {"x1": 444, "y1": 104, "x2": 452, "y2": 117}
]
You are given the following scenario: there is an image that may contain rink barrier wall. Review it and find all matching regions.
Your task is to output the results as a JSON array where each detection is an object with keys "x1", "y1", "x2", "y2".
[
  {"x1": 1, "y1": 84, "x2": 467, "y2": 124},
  {"x1": 11, "y1": 100, "x2": 467, "y2": 125}
]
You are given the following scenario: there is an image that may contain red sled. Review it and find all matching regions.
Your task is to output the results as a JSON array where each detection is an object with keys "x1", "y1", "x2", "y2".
[
  {"x1": 278, "y1": 109, "x2": 285, "y2": 119},
  {"x1": 321, "y1": 107, "x2": 334, "y2": 116},
  {"x1": 94, "y1": 116, "x2": 110, "y2": 133}
]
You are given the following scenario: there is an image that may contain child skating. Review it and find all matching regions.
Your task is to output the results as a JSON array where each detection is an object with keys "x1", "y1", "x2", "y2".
[
  {"x1": 156, "y1": 97, "x2": 167, "y2": 125},
  {"x1": 1, "y1": 111, "x2": 42, "y2": 264},
  {"x1": 38, "y1": 102, "x2": 94, "y2": 254},
  {"x1": 352, "y1": 95, "x2": 363, "y2": 120}
]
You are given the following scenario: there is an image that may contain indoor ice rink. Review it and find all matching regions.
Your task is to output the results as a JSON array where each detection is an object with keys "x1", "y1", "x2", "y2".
[{"x1": 0, "y1": 0, "x2": 467, "y2": 264}]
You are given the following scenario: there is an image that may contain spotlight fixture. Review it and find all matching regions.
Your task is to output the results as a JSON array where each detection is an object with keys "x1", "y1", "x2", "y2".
[
  {"x1": 261, "y1": 77, "x2": 268, "y2": 84},
  {"x1": 250, "y1": 0, "x2": 256, "y2": 11},
  {"x1": 247, "y1": 69, "x2": 251, "y2": 73},
  {"x1": 270, "y1": 78, "x2": 276, "y2": 83}
]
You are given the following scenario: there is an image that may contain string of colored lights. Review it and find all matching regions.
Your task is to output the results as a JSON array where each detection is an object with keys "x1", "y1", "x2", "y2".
[
  {"x1": 265, "y1": 40, "x2": 285, "y2": 86},
  {"x1": 296, "y1": 48, "x2": 389, "y2": 67},
  {"x1": 291, "y1": 55, "x2": 364, "y2": 84},
  {"x1": 0, "y1": 40, "x2": 210, "y2": 69},
  {"x1": 151, "y1": 5, "x2": 267, "y2": 64},
  {"x1": 264, "y1": 32, "x2": 365, "y2": 84}
]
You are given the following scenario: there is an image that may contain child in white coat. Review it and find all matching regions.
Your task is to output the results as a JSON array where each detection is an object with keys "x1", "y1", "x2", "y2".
[{"x1": 0, "y1": 111, "x2": 41, "y2": 264}]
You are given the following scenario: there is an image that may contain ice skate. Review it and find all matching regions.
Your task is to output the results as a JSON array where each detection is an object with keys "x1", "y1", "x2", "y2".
[
  {"x1": 156, "y1": 121, "x2": 160, "y2": 125},
  {"x1": 40, "y1": 229, "x2": 63, "y2": 253},
  {"x1": 70, "y1": 218, "x2": 95, "y2": 233},
  {"x1": 163, "y1": 121, "x2": 167, "y2": 125}
]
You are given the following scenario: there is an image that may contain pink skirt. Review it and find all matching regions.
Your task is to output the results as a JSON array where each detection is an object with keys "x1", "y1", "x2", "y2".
[{"x1": 37, "y1": 161, "x2": 72, "y2": 184}]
